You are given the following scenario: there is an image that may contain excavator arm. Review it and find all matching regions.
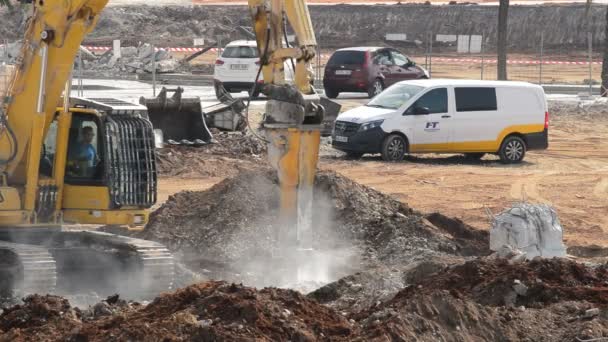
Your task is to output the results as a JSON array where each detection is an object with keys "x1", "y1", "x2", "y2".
[{"x1": 248, "y1": 0, "x2": 324, "y2": 250}]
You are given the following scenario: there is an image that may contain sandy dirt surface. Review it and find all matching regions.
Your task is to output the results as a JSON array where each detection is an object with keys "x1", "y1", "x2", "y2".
[{"x1": 321, "y1": 113, "x2": 608, "y2": 248}]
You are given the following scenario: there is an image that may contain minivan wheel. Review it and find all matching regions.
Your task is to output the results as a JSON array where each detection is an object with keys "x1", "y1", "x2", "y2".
[
  {"x1": 324, "y1": 87, "x2": 339, "y2": 99},
  {"x1": 381, "y1": 134, "x2": 407, "y2": 162},
  {"x1": 368, "y1": 79, "x2": 384, "y2": 98},
  {"x1": 499, "y1": 136, "x2": 526, "y2": 164}
]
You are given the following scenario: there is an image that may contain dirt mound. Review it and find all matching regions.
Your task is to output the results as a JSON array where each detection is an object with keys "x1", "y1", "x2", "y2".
[
  {"x1": 357, "y1": 292, "x2": 608, "y2": 342},
  {"x1": 388, "y1": 258, "x2": 608, "y2": 308},
  {"x1": 143, "y1": 170, "x2": 488, "y2": 269},
  {"x1": 0, "y1": 282, "x2": 356, "y2": 341},
  {"x1": 2, "y1": 271, "x2": 607, "y2": 342},
  {"x1": 345, "y1": 257, "x2": 608, "y2": 341}
]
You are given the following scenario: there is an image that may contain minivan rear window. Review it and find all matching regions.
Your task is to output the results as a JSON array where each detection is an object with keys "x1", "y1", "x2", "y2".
[
  {"x1": 222, "y1": 46, "x2": 258, "y2": 58},
  {"x1": 327, "y1": 51, "x2": 366, "y2": 65},
  {"x1": 455, "y1": 87, "x2": 497, "y2": 112}
]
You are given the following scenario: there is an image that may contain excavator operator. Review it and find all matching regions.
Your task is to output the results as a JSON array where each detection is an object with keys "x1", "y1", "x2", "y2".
[{"x1": 67, "y1": 126, "x2": 98, "y2": 178}]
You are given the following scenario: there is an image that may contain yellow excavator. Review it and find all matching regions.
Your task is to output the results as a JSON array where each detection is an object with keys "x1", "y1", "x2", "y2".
[
  {"x1": 0, "y1": 0, "x2": 323, "y2": 298},
  {"x1": 0, "y1": 0, "x2": 174, "y2": 298}
]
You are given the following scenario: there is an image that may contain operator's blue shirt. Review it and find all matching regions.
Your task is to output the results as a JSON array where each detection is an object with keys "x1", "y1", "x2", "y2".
[{"x1": 72, "y1": 143, "x2": 96, "y2": 167}]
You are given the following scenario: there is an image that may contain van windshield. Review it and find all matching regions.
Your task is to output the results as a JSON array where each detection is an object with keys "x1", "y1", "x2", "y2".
[{"x1": 367, "y1": 84, "x2": 424, "y2": 110}]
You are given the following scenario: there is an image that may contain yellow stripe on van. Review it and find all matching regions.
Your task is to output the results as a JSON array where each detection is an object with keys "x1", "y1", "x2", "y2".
[{"x1": 409, "y1": 124, "x2": 545, "y2": 153}]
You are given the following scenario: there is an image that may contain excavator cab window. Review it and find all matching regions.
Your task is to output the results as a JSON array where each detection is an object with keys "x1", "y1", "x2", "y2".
[
  {"x1": 65, "y1": 115, "x2": 104, "y2": 184},
  {"x1": 40, "y1": 120, "x2": 58, "y2": 177}
]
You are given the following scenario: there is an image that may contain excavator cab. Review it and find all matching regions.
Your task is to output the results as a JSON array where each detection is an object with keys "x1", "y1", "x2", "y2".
[{"x1": 39, "y1": 104, "x2": 157, "y2": 226}]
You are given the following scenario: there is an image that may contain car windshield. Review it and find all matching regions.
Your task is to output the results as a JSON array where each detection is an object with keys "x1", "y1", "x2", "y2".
[{"x1": 367, "y1": 84, "x2": 425, "y2": 110}]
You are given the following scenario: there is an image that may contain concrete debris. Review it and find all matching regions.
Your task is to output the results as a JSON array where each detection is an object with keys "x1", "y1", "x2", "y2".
[
  {"x1": 82, "y1": 43, "x2": 182, "y2": 74},
  {"x1": 490, "y1": 203, "x2": 567, "y2": 259},
  {"x1": 513, "y1": 279, "x2": 528, "y2": 296},
  {"x1": 493, "y1": 244, "x2": 527, "y2": 265},
  {"x1": 584, "y1": 308, "x2": 600, "y2": 318},
  {"x1": 0, "y1": 41, "x2": 22, "y2": 64}
]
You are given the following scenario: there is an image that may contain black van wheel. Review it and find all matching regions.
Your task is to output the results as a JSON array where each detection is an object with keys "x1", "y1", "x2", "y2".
[
  {"x1": 381, "y1": 134, "x2": 407, "y2": 162},
  {"x1": 368, "y1": 79, "x2": 384, "y2": 98},
  {"x1": 324, "y1": 87, "x2": 339, "y2": 99},
  {"x1": 499, "y1": 136, "x2": 526, "y2": 164}
]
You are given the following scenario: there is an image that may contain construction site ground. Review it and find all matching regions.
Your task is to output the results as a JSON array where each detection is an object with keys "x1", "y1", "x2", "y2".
[{"x1": 154, "y1": 97, "x2": 608, "y2": 249}]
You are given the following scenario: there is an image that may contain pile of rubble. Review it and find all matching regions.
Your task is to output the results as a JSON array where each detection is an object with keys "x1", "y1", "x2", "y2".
[
  {"x1": 81, "y1": 44, "x2": 183, "y2": 75},
  {"x1": 142, "y1": 170, "x2": 489, "y2": 288},
  {"x1": 1, "y1": 256, "x2": 607, "y2": 341},
  {"x1": 549, "y1": 98, "x2": 608, "y2": 117},
  {"x1": 155, "y1": 131, "x2": 267, "y2": 178}
]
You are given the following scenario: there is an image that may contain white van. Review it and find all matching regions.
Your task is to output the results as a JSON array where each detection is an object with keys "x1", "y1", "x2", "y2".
[{"x1": 332, "y1": 79, "x2": 548, "y2": 163}]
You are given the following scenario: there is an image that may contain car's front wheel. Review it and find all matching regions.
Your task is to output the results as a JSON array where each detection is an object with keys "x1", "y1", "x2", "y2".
[{"x1": 381, "y1": 134, "x2": 407, "y2": 162}]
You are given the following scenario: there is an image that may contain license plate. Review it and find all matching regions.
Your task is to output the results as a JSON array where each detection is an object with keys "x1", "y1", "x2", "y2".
[
  {"x1": 335, "y1": 70, "x2": 352, "y2": 75},
  {"x1": 230, "y1": 64, "x2": 248, "y2": 70},
  {"x1": 334, "y1": 135, "x2": 348, "y2": 143}
]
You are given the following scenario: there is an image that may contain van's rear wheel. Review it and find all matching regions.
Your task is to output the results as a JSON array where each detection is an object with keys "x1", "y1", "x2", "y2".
[
  {"x1": 381, "y1": 134, "x2": 406, "y2": 162},
  {"x1": 499, "y1": 136, "x2": 526, "y2": 164}
]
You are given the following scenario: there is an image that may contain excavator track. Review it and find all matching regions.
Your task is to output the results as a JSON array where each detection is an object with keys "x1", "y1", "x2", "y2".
[
  {"x1": 0, "y1": 241, "x2": 57, "y2": 297},
  {"x1": 52, "y1": 231, "x2": 175, "y2": 299},
  {"x1": 0, "y1": 231, "x2": 174, "y2": 299}
]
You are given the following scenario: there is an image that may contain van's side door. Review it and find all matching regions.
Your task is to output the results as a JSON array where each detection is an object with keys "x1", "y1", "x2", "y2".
[
  {"x1": 450, "y1": 87, "x2": 499, "y2": 152},
  {"x1": 403, "y1": 87, "x2": 451, "y2": 152}
]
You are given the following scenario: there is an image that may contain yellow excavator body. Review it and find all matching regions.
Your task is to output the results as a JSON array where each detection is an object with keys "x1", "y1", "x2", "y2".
[{"x1": 0, "y1": 0, "x2": 173, "y2": 299}]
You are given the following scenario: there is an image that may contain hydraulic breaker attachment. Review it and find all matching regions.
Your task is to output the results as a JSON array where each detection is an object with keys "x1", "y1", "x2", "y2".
[{"x1": 262, "y1": 84, "x2": 323, "y2": 249}]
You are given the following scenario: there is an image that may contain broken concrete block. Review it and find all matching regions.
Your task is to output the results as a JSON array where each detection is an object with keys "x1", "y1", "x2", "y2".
[
  {"x1": 155, "y1": 49, "x2": 170, "y2": 61},
  {"x1": 513, "y1": 280, "x2": 528, "y2": 296},
  {"x1": 121, "y1": 46, "x2": 138, "y2": 58},
  {"x1": 490, "y1": 203, "x2": 567, "y2": 259},
  {"x1": 107, "y1": 55, "x2": 119, "y2": 68},
  {"x1": 584, "y1": 308, "x2": 600, "y2": 318},
  {"x1": 138, "y1": 43, "x2": 155, "y2": 60},
  {"x1": 144, "y1": 59, "x2": 179, "y2": 73},
  {"x1": 125, "y1": 62, "x2": 144, "y2": 73}
]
